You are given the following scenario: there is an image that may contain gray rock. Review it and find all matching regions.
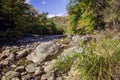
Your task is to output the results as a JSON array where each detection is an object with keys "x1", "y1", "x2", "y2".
[
  {"x1": 72, "y1": 35, "x2": 80, "y2": 43},
  {"x1": 22, "y1": 74, "x2": 31, "y2": 80},
  {"x1": 41, "y1": 74, "x2": 47, "y2": 80},
  {"x1": 27, "y1": 42, "x2": 61, "y2": 63},
  {"x1": 59, "y1": 46, "x2": 83, "y2": 59},
  {"x1": 67, "y1": 35, "x2": 73, "y2": 40},
  {"x1": 5, "y1": 53, "x2": 15, "y2": 61},
  {"x1": 16, "y1": 49, "x2": 29, "y2": 58},
  {"x1": 41, "y1": 73, "x2": 54, "y2": 80},
  {"x1": 42, "y1": 60, "x2": 57, "y2": 80},
  {"x1": 21, "y1": 71, "x2": 27, "y2": 76},
  {"x1": 1, "y1": 71, "x2": 20, "y2": 80},
  {"x1": 0, "y1": 60, "x2": 9, "y2": 66},
  {"x1": 69, "y1": 35, "x2": 81, "y2": 46},
  {"x1": 11, "y1": 77, "x2": 20, "y2": 80},
  {"x1": 35, "y1": 67, "x2": 41, "y2": 75},
  {"x1": 35, "y1": 76, "x2": 41, "y2": 80},
  {"x1": 25, "y1": 64, "x2": 36, "y2": 73},
  {"x1": 11, "y1": 64, "x2": 17, "y2": 68},
  {"x1": 44, "y1": 64, "x2": 52, "y2": 73},
  {"x1": 71, "y1": 35, "x2": 94, "y2": 46},
  {"x1": 56, "y1": 77, "x2": 63, "y2": 80},
  {"x1": 44, "y1": 60, "x2": 56, "y2": 73},
  {"x1": 15, "y1": 66, "x2": 25, "y2": 72},
  {"x1": 0, "y1": 50, "x2": 10, "y2": 59},
  {"x1": 80, "y1": 35, "x2": 93, "y2": 43}
]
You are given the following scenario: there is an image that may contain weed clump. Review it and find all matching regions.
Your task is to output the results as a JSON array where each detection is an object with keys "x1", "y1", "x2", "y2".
[{"x1": 53, "y1": 35, "x2": 120, "y2": 80}]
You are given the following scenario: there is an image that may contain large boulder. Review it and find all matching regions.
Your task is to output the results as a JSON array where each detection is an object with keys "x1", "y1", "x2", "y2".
[{"x1": 27, "y1": 42, "x2": 61, "y2": 63}]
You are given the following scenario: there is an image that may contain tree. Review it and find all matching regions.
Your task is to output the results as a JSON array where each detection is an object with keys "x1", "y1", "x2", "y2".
[
  {"x1": 0, "y1": 0, "x2": 38, "y2": 40},
  {"x1": 67, "y1": 0, "x2": 120, "y2": 34},
  {"x1": 67, "y1": 0, "x2": 96, "y2": 34}
]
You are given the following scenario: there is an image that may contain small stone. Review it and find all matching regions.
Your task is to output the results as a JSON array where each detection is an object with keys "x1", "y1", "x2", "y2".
[
  {"x1": 81, "y1": 35, "x2": 93, "y2": 43},
  {"x1": 15, "y1": 66, "x2": 25, "y2": 72},
  {"x1": 72, "y1": 35, "x2": 80, "y2": 43},
  {"x1": 5, "y1": 47, "x2": 11, "y2": 50},
  {"x1": 21, "y1": 71, "x2": 27, "y2": 76},
  {"x1": 0, "y1": 60, "x2": 9, "y2": 66},
  {"x1": 1, "y1": 76, "x2": 6, "y2": 80},
  {"x1": 11, "y1": 77, "x2": 20, "y2": 80},
  {"x1": 11, "y1": 64, "x2": 17, "y2": 68},
  {"x1": 16, "y1": 49, "x2": 29, "y2": 59},
  {"x1": 67, "y1": 35, "x2": 73, "y2": 40},
  {"x1": 41, "y1": 74, "x2": 47, "y2": 80},
  {"x1": 35, "y1": 76, "x2": 41, "y2": 80},
  {"x1": 22, "y1": 74, "x2": 31, "y2": 80},
  {"x1": 47, "y1": 75, "x2": 54, "y2": 80},
  {"x1": 35, "y1": 67, "x2": 41, "y2": 75},
  {"x1": 44, "y1": 64, "x2": 53, "y2": 73},
  {"x1": 25, "y1": 64, "x2": 36, "y2": 73},
  {"x1": 0, "y1": 50, "x2": 10, "y2": 59},
  {"x1": 5, "y1": 53, "x2": 15, "y2": 61},
  {"x1": 56, "y1": 77, "x2": 64, "y2": 80},
  {"x1": 1, "y1": 71, "x2": 20, "y2": 80}
]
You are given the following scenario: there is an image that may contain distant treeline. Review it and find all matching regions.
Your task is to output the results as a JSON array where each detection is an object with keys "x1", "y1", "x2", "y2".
[{"x1": 0, "y1": 0, "x2": 64, "y2": 41}]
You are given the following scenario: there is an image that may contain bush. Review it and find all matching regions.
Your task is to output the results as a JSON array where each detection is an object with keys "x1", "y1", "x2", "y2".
[{"x1": 53, "y1": 34, "x2": 120, "y2": 80}]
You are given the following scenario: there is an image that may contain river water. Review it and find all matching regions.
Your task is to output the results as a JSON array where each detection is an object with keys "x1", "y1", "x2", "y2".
[{"x1": 0, "y1": 35, "x2": 65, "y2": 46}]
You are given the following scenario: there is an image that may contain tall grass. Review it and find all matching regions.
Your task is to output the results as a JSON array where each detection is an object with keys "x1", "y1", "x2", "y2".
[{"x1": 53, "y1": 35, "x2": 120, "y2": 80}]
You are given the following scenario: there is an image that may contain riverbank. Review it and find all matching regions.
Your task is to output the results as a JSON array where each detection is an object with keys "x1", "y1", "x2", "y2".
[{"x1": 0, "y1": 33, "x2": 120, "y2": 80}]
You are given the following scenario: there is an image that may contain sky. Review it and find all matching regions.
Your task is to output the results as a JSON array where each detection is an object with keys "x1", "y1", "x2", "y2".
[{"x1": 25, "y1": 0, "x2": 69, "y2": 18}]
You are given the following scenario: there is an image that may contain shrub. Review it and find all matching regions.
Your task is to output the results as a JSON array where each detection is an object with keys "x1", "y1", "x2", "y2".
[{"x1": 53, "y1": 35, "x2": 120, "y2": 80}]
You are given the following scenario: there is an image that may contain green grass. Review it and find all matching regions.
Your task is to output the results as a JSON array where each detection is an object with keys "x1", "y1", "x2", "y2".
[{"x1": 53, "y1": 34, "x2": 120, "y2": 80}]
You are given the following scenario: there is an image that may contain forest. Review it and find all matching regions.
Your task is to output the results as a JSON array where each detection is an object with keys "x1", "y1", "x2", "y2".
[
  {"x1": 0, "y1": 0, "x2": 63, "y2": 42},
  {"x1": 0, "y1": 0, "x2": 120, "y2": 41}
]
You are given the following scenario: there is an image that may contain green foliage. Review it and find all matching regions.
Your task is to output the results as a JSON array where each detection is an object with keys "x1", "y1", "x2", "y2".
[
  {"x1": 52, "y1": 16, "x2": 68, "y2": 34},
  {"x1": 32, "y1": 13, "x2": 63, "y2": 35},
  {"x1": 77, "y1": 38, "x2": 120, "y2": 80},
  {"x1": 103, "y1": 0, "x2": 120, "y2": 29},
  {"x1": 0, "y1": 1, "x2": 64, "y2": 41},
  {"x1": 67, "y1": 0, "x2": 120, "y2": 34},
  {"x1": 53, "y1": 34, "x2": 120, "y2": 80},
  {"x1": 67, "y1": 0, "x2": 97, "y2": 34}
]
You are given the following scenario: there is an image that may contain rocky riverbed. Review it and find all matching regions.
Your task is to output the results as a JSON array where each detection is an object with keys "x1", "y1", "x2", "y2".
[{"x1": 0, "y1": 35, "x2": 95, "y2": 80}]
